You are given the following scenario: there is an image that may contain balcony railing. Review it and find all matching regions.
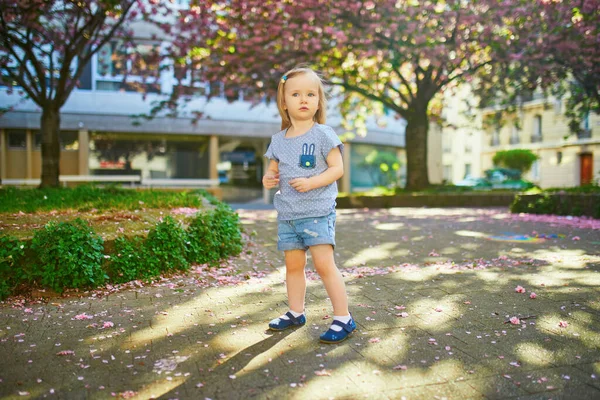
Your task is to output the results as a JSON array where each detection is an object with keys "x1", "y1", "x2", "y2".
[{"x1": 577, "y1": 129, "x2": 592, "y2": 139}]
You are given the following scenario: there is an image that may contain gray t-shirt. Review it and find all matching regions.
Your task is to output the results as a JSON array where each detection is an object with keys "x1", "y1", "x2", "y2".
[{"x1": 264, "y1": 123, "x2": 343, "y2": 221}]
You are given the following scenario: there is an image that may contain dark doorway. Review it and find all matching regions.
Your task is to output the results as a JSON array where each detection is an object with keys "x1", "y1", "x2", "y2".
[{"x1": 579, "y1": 153, "x2": 593, "y2": 185}]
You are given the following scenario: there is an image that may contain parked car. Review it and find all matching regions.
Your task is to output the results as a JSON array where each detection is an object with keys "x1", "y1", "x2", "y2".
[
  {"x1": 485, "y1": 168, "x2": 535, "y2": 190},
  {"x1": 455, "y1": 176, "x2": 492, "y2": 189}
]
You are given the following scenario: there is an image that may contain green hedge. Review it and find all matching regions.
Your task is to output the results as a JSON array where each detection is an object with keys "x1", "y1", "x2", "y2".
[
  {"x1": 0, "y1": 205, "x2": 243, "y2": 300},
  {"x1": 511, "y1": 193, "x2": 600, "y2": 218}
]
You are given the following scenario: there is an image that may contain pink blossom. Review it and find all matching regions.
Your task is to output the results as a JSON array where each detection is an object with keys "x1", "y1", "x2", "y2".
[
  {"x1": 515, "y1": 285, "x2": 526, "y2": 293},
  {"x1": 510, "y1": 317, "x2": 520, "y2": 325},
  {"x1": 434, "y1": 307, "x2": 443, "y2": 312},
  {"x1": 397, "y1": 312, "x2": 409, "y2": 318},
  {"x1": 393, "y1": 365, "x2": 408, "y2": 370},
  {"x1": 73, "y1": 313, "x2": 93, "y2": 320},
  {"x1": 572, "y1": 236, "x2": 580, "y2": 241},
  {"x1": 529, "y1": 292, "x2": 537, "y2": 299},
  {"x1": 102, "y1": 321, "x2": 114, "y2": 329},
  {"x1": 558, "y1": 321, "x2": 569, "y2": 328}
]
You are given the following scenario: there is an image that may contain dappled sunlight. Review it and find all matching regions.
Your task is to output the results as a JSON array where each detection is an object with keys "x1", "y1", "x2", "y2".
[
  {"x1": 538, "y1": 314, "x2": 600, "y2": 349},
  {"x1": 3, "y1": 207, "x2": 600, "y2": 399},
  {"x1": 343, "y1": 359, "x2": 447, "y2": 388},
  {"x1": 438, "y1": 246, "x2": 461, "y2": 255},
  {"x1": 460, "y1": 242, "x2": 482, "y2": 250},
  {"x1": 455, "y1": 230, "x2": 488, "y2": 239},
  {"x1": 119, "y1": 270, "x2": 286, "y2": 349},
  {"x1": 515, "y1": 342, "x2": 555, "y2": 367},
  {"x1": 375, "y1": 222, "x2": 405, "y2": 231},
  {"x1": 398, "y1": 265, "x2": 444, "y2": 281},
  {"x1": 135, "y1": 377, "x2": 187, "y2": 399},
  {"x1": 348, "y1": 331, "x2": 409, "y2": 362},
  {"x1": 528, "y1": 248, "x2": 593, "y2": 259},
  {"x1": 343, "y1": 242, "x2": 399, "y2": 267},
  {"x1": 476, "y1": 271, "x2": 507, "y2": 283},
  {"x1": 457, "y1": 217, "x2": 480, "y2": 223},
  {"x1": 410, "y1": 235, "x2": 427, "y2": 242}
]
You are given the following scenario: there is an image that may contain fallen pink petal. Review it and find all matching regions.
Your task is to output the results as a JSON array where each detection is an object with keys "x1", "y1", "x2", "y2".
[
  {"x1": 510, "y1": 317, "x2": 520, "y2": 325},
  {"x1": 73, "y1": 313, "x2": 93, "y2": 320},
  {"x1": 529, "y1": 292, "x2": 537, "y2": 299},
  {"x1": 558, "y1": 321, "x2": 569, "y2": 328},
  {"x1": 515, "y1": 285, "x2": 526, "y2": 293}
]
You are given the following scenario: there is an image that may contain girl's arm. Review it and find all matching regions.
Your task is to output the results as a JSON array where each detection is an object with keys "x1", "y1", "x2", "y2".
[
  {"x1": 289, "y1": 147, "x2": 343, "y2": 193},
  {"x1": 262, "y1": 159, "x2": 280, "y2": 189}
]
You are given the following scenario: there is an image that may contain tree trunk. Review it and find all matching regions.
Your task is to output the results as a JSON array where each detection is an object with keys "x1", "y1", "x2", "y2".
[
  {"x1": 40, "y1": 105, "x2": 61, "y2": 188},
  {"x1": 404, "y1": 110, "x2": 430, "y2": 190}
]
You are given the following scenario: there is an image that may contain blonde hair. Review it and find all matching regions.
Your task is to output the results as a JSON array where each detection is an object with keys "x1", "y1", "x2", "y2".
[{"x1": 276, "y1": 66, "x2": 327, "y2": 130}]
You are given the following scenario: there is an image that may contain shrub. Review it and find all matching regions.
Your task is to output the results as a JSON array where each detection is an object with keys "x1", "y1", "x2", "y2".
[
  {"x1": 212, "y1": 204, "x2": 243, "y2": 259},
  {"x1": 145, "y1": 216, "x2": 189, "y2": 275},
  {"x1": 511, "y1": 193, "x2": 600, "y2": 218},
  {"x1": 492, "y1": 149, "x2": 539, "y2": 174},
  {"x1": 30, "y1": 218, "x2": 106, "y2": 293},
  {"x1": 107, "y1": 236, "x2": 146, "y2": 284},
  {"x1": 186, "y1": 204, "x2": 243, "y2": 265},
  {"x1": 0, "y1": 234, "x2": 26, "y2": 299}
]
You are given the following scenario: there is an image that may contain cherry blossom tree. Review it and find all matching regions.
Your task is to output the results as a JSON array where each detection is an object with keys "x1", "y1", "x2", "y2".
[
  {"x1": 0, "y1": 0, "x2": 142, "y2": 187},
  {"x1": 0, "y1": 0, "x2": 220, "y2": 188},
  {"x1": 476, "y1": 0, "x2": 600, "y2": 133},
  {"x1": 185, "y1": 0, "x2": 517, "y2": 189}
]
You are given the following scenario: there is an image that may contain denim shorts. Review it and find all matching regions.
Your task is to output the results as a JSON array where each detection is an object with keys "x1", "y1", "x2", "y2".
[{"x1": 277, "y1": 212, "x2": 336, "y2": 251}]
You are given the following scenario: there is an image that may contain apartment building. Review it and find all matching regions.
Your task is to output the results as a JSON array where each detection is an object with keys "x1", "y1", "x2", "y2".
[
  {"x1": 481, "y1": 94, "x2": 600, "y2": 188},
  {"x1": 439, "y1": 85, "x2": 484, "y2": 184}
]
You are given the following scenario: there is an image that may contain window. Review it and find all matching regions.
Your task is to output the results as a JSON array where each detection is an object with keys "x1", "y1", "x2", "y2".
[
  {"x1": 510, "y1": 126, "x2": 520, "y2": 144},
  {"x1": 532, "y1": 115, "x2": 542, "y2": 142},
  {"x1": 531, "y1": 160, "x2": 540, "y2": 180},
  {"x1": 172, "y1": 63, "x2": 208, "y2": 97},
  {"x1": 33, "y1": 131, "x2": 79, "y2": 150},
  {"x1": 554, "y1": 97, "x2": 562, "y2": 115},
  {"x1": 556, "y1": 151, "x2": 562, "y2": 165},
  {"x1": 578, "y1": 112, "x2": 592, "y2": 139},
  {"x1": 95, "y1": 41, "x2": 161, "y2": 93},
  {"x1": 7, "y1": 130, "x2": 26, "y2": 149},
  {"x1": 491, "y1": 128, "x2": 500, "y2": 146},
  {"x1": 443, "y1": 165, "x2": 452, "y2": 182},
  {"x1": 464, "y1": 163, "x2": 471, "y2": 178}
]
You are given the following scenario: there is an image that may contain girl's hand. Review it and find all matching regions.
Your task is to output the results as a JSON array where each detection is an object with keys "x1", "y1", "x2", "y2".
[
  {"x1": 289, "y1": 177, "x2": 313, "y2": 192},
  {"x1": 262, "y1": 173, "x2": 280, "y2": 189}
]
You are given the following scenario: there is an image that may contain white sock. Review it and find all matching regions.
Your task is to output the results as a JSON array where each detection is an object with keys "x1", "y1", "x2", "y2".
[
  {"x1": 270, "y1": 309, "x2": 304, "y2": 325},
  {"x1": 330, "y1": 315, "x2": 351, "y2": 332}
]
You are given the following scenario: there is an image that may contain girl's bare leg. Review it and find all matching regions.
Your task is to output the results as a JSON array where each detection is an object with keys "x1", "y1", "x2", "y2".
[
  {"x1": 285, "y1": 249, "x2": 307, "y2": 313},
  {"x1": 309, "y1": 244, "x2": 349, "y2": 316}
]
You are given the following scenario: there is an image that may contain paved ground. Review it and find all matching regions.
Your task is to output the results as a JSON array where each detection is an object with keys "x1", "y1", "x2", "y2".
[{"x1": 1, "y1": 207, "x2": 599, "y2": 399}]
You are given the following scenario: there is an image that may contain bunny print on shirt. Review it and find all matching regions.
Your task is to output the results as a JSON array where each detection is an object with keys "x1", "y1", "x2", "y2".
[{"x1": 300, "y1": 143, "x2": 316, "y2": 169}]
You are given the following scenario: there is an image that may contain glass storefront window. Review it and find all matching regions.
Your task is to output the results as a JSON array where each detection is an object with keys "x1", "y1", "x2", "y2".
[
  {"x1": 7, "y1": 130, "x2": 26, "y2": 149},
  {"x1": 33, "y1": 131, "x2": 78, "y2": 150},
  {"x1": 89, "y1": 133, "x2": 209, "y2": 179}
]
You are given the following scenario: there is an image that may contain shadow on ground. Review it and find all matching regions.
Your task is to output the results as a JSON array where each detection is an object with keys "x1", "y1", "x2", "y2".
[{"x1": 1, "y1": 207, "x2": 599, "y2": 399}]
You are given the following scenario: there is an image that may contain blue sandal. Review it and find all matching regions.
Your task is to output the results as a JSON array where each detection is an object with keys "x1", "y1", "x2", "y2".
[
  {"x1": 319, "y1": 317, "x2": 357, "y2": 344},
  {"x1": 268, "y1": 311, "x2": 306, "y2": 331}
]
